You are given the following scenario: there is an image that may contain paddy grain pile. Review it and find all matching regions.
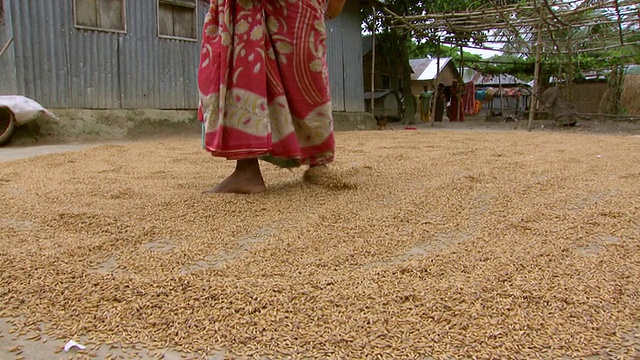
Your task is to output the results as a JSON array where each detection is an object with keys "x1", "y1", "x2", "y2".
[{"x1": 0, "y1": 130, "x2": 639, "y2": 359}]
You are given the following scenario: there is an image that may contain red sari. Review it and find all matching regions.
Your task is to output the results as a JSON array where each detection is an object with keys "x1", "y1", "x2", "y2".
[{"x1": 197, "y1": 0, "x2": 335, "y2": 168}]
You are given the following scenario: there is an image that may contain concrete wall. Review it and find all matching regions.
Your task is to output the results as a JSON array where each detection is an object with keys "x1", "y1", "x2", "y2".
[{"x1": 9, "y1": 109, "x2": 375, "y2": 146}]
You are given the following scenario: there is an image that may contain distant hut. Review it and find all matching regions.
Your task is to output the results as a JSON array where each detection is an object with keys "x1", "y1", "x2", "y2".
[{"x1": 409, "y1": 57, "x2": 459, "y2": 96}]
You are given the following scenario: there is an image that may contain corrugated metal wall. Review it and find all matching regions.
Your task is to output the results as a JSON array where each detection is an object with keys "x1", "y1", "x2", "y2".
[
  {"x1": 326, "y1": 0, "x2": 364, "y2": 112},
  {"x1": 0, "y1": 0, "x2": 18, "y2": 95},
  {"x1": 120, "y1": 0, "x2": 204, "y2": 109},
  {"x1": 3, "y1": 0, "x2": 364, "y2": 112},
  {"x1": 6, "y1": 0, "x2": 207, "y2": 109}
]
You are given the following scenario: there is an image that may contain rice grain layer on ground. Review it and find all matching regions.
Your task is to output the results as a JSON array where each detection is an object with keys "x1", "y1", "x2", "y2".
[{"x1": 0, "y1": 130, "x2": 639, "y2": 359}]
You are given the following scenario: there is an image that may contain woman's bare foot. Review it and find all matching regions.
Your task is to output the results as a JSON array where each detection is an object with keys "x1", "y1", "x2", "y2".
[{"x1": 204, "y1": 158, "x2": 267, "y2": 194}]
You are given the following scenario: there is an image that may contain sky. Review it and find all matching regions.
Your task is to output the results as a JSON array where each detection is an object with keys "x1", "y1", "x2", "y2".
[{"x1": 464, "y1": 46, "x2": 503, "y2": 59}]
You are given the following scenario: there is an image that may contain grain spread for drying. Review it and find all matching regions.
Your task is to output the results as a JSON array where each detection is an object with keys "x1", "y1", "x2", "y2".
[{"x1": 0, "y1": 130, "x2": 639, "y2": 359}]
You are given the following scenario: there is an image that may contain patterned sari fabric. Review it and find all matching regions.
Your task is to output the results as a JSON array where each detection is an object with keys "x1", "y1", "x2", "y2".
[{"x1": 198, "y1": 0, "x2": 335, "y2": 168}]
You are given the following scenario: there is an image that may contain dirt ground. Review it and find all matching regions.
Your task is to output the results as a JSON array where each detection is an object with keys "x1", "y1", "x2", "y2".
[
  {"x1": 0, "y1": 121, "x2": 639, "y2": 359},
  {"x1": 404, "y1": 115, "x2": 640, "y2": 135}
]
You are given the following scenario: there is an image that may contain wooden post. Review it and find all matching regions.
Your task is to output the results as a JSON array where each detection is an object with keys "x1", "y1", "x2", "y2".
[
  {"x1": 457, "y1": 45, "x2": 463, "y2": 122},
  {"x1": 430, "y1": 39, "x2": 441, "y2": 127},
  {"x1": 527, "y1": 23, "x2": 543, "y2": 132},
  {"x1": 0, "y1": 37, "x2": 13, "y2": 60},
  {"x1": 499, "y1": 73, "x2": 504, "y2": 119},
  {"x1": 370, "y1": 6, "x2": 376, "y2": 115}
]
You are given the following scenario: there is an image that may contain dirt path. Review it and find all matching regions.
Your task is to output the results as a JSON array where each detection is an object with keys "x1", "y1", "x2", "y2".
[{"x1": 0, "y1": 144, "x2": 111, "y2": 162}]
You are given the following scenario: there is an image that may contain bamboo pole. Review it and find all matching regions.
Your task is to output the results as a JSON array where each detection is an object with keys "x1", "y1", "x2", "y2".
[
  {"x1": 527, "y1": 23, "x2": 543, "y2": 132},
  {"x1": 567, "y1": 26, "x2": 574, "y2": 103},
  {"x1": 613, "y1": 0, "x2": 625, "y2": 45},
  {"x1": 386, "y1": 0, "x2": 628, "y2": 22}
]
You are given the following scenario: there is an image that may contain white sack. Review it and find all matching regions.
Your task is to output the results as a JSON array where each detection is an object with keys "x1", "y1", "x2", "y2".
[{"x1": 0, "y1": 95, "x2": 59, "y2": 126}]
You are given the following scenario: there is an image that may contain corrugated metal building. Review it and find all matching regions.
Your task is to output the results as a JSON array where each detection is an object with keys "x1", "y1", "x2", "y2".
[{"x1": 0, "y1": 0, "x2": 363, "y2": 112}]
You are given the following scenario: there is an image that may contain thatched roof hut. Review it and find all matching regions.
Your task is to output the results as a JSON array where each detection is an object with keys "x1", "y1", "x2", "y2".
[{"x1": 621, "y1": 66, "x2": 640, "y2": 115}]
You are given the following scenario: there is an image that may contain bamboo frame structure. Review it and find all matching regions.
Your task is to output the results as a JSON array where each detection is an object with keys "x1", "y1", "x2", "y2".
[
  {"x1": 368, "y1": 0, "x2": 637, "y2": 126},
  {"x1": 371, "y1": 0, "x2": 638, "y2": 56}
]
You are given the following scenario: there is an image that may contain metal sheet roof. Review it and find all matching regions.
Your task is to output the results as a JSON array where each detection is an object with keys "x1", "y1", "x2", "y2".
[
  {"x1": 409, "y1": 57, "x2": 453, "y2": 81},
  {"x1": 364, "y1": 90, "x2": 394, "y2": 100},
  {"x1": 462, "y1": 68, "x2": 529, "y2": 86}
]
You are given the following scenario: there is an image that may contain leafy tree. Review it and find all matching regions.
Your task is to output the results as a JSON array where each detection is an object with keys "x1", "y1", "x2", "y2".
[{"x1": 362, "y1": 0, "x2": 480, "y2": 124}]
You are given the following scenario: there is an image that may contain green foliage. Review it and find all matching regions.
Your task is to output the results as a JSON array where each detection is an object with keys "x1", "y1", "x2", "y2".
[
  {"x1": 408, "y1": 40, "x2": 482, "y2": 62},
  {"x1": 538, "y1": 43, "x2": 640, "y2": 83},
  {"x1": 408, "y1": 40, "x2": 638, "y2": 82},
  {"x1": 467, "y1": 55, "x2": 536, "y2": 80}
]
